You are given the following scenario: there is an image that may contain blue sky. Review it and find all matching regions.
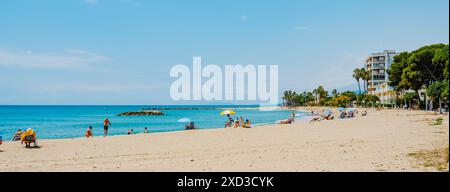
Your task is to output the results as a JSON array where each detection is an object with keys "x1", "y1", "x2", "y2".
[{"x1": 0, "y1": 0, "x2": 449, "y2": 105}]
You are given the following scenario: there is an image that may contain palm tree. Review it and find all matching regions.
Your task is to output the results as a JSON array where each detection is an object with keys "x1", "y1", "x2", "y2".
[
  {"x1": 361, "y1": 68, "x2": 371, "y2": 94},
  {"x1": 353, "y1": 68, "x2": 362, "y2": 94},
  {"x1": 312, "y1": 88, "x2": 318, "y2": 105},
  {"x1": 282, "y1": 90, "x2": 297, "y2": 107},
  {"x1": 282, "y1": 91, "x2": 287, "y2": 106},
  {"x1": 332, "y1": 89, "x2": 339, "y2": 98}
]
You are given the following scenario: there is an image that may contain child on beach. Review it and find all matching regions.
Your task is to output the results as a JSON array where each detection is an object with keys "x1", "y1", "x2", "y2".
[
  {"x1": 85, "y1": 126, "x2": 93, "y2": 138},
  {"x1": 127, "y1": 129, "x2": 134, "y2": 135},
  {"x1": 144, "y1": 127, "x2": 149, "y2": 133}
]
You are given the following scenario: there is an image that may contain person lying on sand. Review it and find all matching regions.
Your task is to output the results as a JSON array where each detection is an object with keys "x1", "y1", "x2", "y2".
[
  {"x1": 85, "y1": 126, "x2": 93, "y2": 138},
  {"x1": 12, "y1": 129, "x2": 23, "y2": 141},
  {"x1": 21, "y1": 128, "x2": 37, "y2": 148},
  {"x1": 310, "y1": 116, "x2": 321, "y2": 122},
  {"x1": 279, "y1": 118, "x2": 294, "y2": 124},
  {"x1": 324, "y1": 114, "x2": 334, "y2": 120}
]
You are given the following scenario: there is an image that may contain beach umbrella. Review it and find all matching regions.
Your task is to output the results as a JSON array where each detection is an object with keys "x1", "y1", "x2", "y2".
[
  {"x1": 324, "y1": 109, "x2": 333, "y2": 115},
  {"x1": 220, "y1": 110, "x2": 236, "y2": 116},
  {"x1": 178, "y1": 118, "x2": 191, "y2": 123}
]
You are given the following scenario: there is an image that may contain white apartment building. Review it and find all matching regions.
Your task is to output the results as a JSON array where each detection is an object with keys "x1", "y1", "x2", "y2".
[{"x1": 365, "y1": 50, "x2": 398, "y2": 104}]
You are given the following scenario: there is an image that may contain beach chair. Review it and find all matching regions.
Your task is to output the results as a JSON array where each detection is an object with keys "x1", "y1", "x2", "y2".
[{"x1": 339, "y1": 111, "x2": 347, "y2": 119}]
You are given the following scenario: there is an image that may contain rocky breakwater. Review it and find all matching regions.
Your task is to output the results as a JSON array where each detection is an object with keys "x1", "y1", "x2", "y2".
[{"x1": 118, "y1": 110, "x2": 165, "y2": 116}]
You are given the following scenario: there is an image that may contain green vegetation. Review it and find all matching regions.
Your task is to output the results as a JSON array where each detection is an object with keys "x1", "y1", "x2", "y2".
[
  {"x1": 429, "y1": 118, "x2": 444, "y2": 126},
  {"x1": 408, "y1": 147, "x2": 449, "y2": 171},
  {"x1": 282, "y1": 86, "x2": 379, "y2": 108},
  {"x1": 283, "y1": 43, "x2": 448, "y2": 109},
  {"x1": 387, "y1": 44, "x2": 449, "y2": 110}
]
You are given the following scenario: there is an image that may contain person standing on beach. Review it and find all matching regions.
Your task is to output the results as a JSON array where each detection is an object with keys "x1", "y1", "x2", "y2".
[{"x1": 103, "y1": 118, "x2": 111, "y2": 137}]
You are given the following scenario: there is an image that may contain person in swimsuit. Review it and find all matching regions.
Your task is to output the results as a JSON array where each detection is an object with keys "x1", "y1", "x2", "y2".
[
  {"x1": 243, "y1": 119, "x2": 252, "y2": 128},
  {"x1": 103, "y1": 118, "x2": 111, "y2": 137},
  {"x1": 85, "y1": 126, "x2": 93, "y2": 138}
]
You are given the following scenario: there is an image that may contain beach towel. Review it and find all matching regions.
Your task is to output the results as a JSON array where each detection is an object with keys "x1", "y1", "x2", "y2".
[{"x1": 21, "y1": 129, "x2": 36, "y2": 142}]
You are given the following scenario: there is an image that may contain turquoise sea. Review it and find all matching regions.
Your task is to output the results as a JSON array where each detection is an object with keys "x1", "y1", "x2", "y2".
[{"x1": 0, "y1": 105, "x2": 309, "y2": 141}]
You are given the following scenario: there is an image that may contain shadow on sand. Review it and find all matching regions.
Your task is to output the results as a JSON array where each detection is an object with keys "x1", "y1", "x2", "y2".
[{"x1": 25, "y1": 146, "x2": 42, "y2": 149}]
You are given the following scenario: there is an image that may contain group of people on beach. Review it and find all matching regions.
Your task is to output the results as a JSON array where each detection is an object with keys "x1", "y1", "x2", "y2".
[
  {"x1": 85, "y1": 118, "x2": 151, "y2": 138},
  {"x1": 10, "y1": 128, "x2": 38, "y2": 148},
  {"x1": 224, "y1": 114, "x2": 252, "y2": 128},
  {"x1": 279, "y1": 112, "x2": 296, "y2": 124},
  {"x1": 85, "y1": 118, "x2": 111, "y2": 138},
  {"x1": 310, "y1": 108, "x2": 367, "y2": 122}
]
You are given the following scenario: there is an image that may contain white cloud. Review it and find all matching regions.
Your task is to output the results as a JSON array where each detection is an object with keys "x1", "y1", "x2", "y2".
[
  {"x1": 0, "y1": 48, "x2": 111, "y2": 69},
  {"x1": 293, "y1": 25, "x2": 313, "y2": 32}
]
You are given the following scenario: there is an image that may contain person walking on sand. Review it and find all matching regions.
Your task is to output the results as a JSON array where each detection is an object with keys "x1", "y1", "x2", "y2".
[{"x1": 103, "y1": 118, "x2": 111, "y2": 137}]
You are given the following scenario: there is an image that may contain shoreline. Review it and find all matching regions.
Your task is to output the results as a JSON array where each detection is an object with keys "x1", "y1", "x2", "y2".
[
  {"x1": 1, "y1": 109, "x2": 448, "y2": 172},
  {"x1": 0, "y1": 105, "x2": 294, "y2": 141},
  {"x1": 0, "y1": 105, "x2": 298, "y2": 143},
  {"x1": 0, "y1": 107, "x2": 435, "y2": 143}
]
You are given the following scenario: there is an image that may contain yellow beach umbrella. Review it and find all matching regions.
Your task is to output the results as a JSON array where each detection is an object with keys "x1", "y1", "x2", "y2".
[{"x1": 220, "y1": 110, "x2": 236, "y2": 116}]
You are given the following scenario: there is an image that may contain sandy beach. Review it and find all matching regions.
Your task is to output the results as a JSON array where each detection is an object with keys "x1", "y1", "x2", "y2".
[{"x1": 0, "y1": 109, "x2": 448, "y2": 172}]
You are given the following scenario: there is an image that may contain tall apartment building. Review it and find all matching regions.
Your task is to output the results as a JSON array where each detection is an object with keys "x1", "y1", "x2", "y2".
[{"x1": 365, "y1": 50, "x2": 398, "y2": 104}]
